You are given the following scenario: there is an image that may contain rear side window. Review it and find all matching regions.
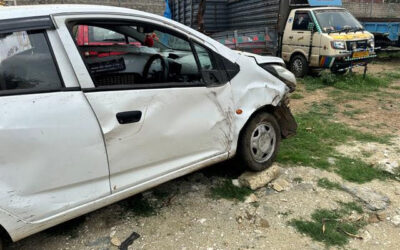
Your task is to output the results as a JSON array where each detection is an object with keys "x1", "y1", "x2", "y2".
[{"x1": 0, "y1": 30, "x2": 62, "y2": 94}]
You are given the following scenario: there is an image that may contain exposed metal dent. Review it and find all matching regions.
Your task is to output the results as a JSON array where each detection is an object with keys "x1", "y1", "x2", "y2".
[
  {"x1": 235, "y1": 51, "x2": 285, "y2": 65},
  {"x1": 229, "y1": 55, "x2": 290, "y2": 155},
  {"x1": 274, "y1": 102, "x2": 298, "y2": 139}
]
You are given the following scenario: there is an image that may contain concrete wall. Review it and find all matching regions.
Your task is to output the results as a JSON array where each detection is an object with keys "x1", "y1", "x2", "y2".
[
  {"x1": 15, "y1": 0, "x2": 166, "y2": 15},
  {"x1": 343, "y1": 0, "x2": 400, "y2": 19}
]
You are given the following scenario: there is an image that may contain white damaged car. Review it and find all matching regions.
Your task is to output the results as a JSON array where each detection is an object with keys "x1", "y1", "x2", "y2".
[{"x1": 0, "y1": 4, "x2": 297, "y2": 246}]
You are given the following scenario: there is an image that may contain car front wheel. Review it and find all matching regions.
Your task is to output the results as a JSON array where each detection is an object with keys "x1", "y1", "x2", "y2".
[{"x1": 238, "y1": 112, "x2": 281, "y2": 171}]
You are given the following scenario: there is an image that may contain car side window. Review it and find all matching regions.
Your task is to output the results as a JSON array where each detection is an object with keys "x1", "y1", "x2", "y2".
[
  {"x1": 90, "y1": 26, "x2": 126, "y2": 43},
  {"x1": 193, "y1": 42, "x2": 229, "y2": 85},
  {"x1": 293, "y1": 12, "x2": 312, "y2": 31},
  {"x1": 71, "y1": 23, "x2": 203, "y2": 88},
  {"x1": 0, "y1": 30, "x2": 62, "y2": 94}
]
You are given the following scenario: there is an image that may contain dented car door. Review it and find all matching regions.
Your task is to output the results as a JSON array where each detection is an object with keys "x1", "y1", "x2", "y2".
[{"x1": 55, "y1": 15, "x2": 235, "y2": 193}]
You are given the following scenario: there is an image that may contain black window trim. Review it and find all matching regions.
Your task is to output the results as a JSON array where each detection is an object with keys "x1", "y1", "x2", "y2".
[
  {"x1": 190, "y1": 39, "x2": 230, "y2": 87},
  {"x1": 0, "y1": 29, "x2": 73, "y2": 97},
  {"x1": 0, "y1": 16, "x2": 55, "y2": 34},
  {"x1": 82, "y1": 82, "x2": 205, "y2": 93},
  {"x1": 0, "y1": 87, "x2": 81, "y2": 97}
]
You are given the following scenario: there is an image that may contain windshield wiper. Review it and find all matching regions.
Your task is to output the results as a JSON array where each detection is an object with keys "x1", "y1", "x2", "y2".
[
  {"x1": 352, "y1": 27, "x2": 365, "y2": 32},
  {"x1": 336, "y1": 27, "x2": 352, "y2": 34}
]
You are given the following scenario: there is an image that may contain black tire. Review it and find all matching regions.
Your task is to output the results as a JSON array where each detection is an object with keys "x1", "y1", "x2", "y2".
[
  {"x1": 0, "y1": 237, "x2": 3, "y2": 250},
  {"x1": 289, "y1": 54, "x2": 309, "y2": 78},
  {"x1": 238, "y1": 112, "x2": 281, "y2": 172}
]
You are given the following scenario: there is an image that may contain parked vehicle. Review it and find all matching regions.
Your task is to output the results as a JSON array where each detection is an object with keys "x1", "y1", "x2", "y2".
[
  {"x1": 0, "y1": 4, "x2": 297, "y2": 247},
  {"x1": 360, "y1": 19, "x2": 400, "y2": 49},
  {"x1": 171, "y1": 0, "x2": 376, "y2": 77}
]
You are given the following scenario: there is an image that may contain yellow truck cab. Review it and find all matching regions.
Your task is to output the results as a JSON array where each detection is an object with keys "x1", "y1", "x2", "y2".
[
  {"x1": 280, "y1": 2, "x2": 375, "y2": 77},
  {"x1": 172, "y1": 0, "x2": 375, "y2": 77}
]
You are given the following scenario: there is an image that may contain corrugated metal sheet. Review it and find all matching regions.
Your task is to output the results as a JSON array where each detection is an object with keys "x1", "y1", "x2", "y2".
[
  {"x1": 171, "y1": 0, "x2": 228, "y2": 33},
  {"x1": 171, "y1": 0, "x2": 280, "y2": 32},
  {"x1": 171, "y1": 0, "x2": 282, "y2": 55},
  {"x1": 228, "y1": 0, "x2": 280, "y2": 30}
]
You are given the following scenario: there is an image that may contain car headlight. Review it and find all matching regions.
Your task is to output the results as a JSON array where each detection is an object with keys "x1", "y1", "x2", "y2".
[
  {"x1": 260, "y1": 64, "x2": 296, "y2": 92},
  {"x1": 331, "y1": 41, "x2": 346, "y2": 50},
  {"x1": 368, "y1": 38, "x2": 375, "y2": 49}
]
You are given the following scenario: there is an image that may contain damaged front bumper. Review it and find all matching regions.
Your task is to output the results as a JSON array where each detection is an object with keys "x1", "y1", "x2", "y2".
[
  {"x1": 320, "y1": 50, "x2": 376, "y2": 72},
  {"x1": 274, "y1": 97, "x2": 297, "y2": 139}
]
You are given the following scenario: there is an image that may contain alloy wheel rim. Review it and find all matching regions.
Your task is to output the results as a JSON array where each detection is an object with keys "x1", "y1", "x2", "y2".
[{"x1": 250, "y1": 122, "x2": 276, "y2": 163}]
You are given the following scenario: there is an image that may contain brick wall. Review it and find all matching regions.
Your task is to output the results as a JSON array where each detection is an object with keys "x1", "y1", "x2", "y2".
[
  {"x1": 16, "y1": 0, "x2": 166, "y2": 15},
  {"x1": 343, "y1": 0, "x2": 400, "y2": 19}
]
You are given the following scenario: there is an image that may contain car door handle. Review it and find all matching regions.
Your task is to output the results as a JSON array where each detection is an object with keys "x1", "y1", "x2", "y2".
[
  {"x1": 289, "y1": 36, "x2": 293, "y2": 39},
  {"x1": 116, "y1": 111, "x2": 142, "y2": 124}
]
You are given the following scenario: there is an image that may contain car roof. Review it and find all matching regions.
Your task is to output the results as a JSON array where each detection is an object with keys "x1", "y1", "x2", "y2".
[
  {"x1": 294, "y1": 7, "x2": 346, "y2": 11},
  {"x1": 0, "y1": 4, "x2": 239, "y2": 62},
  {"x1": 0, "y1": 4, "x2": 146, "y2": 20}
]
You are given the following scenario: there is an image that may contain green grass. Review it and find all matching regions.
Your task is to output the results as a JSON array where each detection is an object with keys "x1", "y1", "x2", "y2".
[
  {"x1": 342, "y1": 109, "x2": 364, "y2": 118},
  {"x1": 276, "y1": 102, "x2": 391, "y2": 183},
  {"x1": 210, "y1": 180, "x2": 253, "y2": 201},
  {"x1": 317, "y1": 178, "x2": 343, "y2": 190},
  {"x1": 377, "y1": 51, "x2": 400, "y2": 60},
  {"x1": 300, "y1": 71, "x2": 393, "y2": 92},
  {"x1": 391, "y1": 86, "x2": 400, "y2": 90},
  {"x1": 344, "y1": 104, "x2": 354, "y2": 108},
  {"x1": 291, "y1": 93, "x2": 304, "y2": 99},
  {"x1": 290, "y1": 202, "x2": 365, "y2": 247}
]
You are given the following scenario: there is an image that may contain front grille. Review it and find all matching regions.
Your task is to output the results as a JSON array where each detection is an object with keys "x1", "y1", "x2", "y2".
[{"x1": 346, "y1": 40, "x2": 368, "y2": 51}]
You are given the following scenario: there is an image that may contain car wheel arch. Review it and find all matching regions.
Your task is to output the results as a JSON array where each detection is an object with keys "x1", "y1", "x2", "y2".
[
  {"x1": 289, "y1": 51, "x2": 308, "y2": 62},
  {"x1": 238, "y1": 104, "x2": 279, "y2": 143},
  {"x1": 0, "y1": 224, "x2": 12, "y2": 246},
  {"x1": 236, "y1": 101, "x2": 297, "y2": 150}
]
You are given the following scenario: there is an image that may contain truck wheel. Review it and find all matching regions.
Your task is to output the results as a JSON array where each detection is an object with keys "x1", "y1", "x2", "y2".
[
  {"x1": 238, "y1": 112, "x2": 281, "y2": 172},
  {"x1": 289, "y1": 54, "x2": 308, "y2": 78}
]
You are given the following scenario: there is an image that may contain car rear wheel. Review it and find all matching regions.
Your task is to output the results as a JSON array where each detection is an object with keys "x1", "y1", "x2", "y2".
[
  {"x1": 289, "y1": 54, "x2": 309, "y2": 78},
  {"x1": 238, "y1": 112, "x2": 281, "y2": 172}
]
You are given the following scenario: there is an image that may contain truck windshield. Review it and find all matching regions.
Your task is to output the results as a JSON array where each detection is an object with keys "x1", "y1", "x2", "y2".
[{"x1": 314, "y1": 9, "x2": 363, "y2": 33}]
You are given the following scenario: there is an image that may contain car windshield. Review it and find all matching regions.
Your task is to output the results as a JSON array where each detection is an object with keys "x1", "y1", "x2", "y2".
[{"x1": 314, "y1": 9, "x2": 363, "y2": 33}]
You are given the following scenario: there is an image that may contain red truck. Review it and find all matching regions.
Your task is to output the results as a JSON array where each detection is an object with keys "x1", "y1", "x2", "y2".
[{"x1": 75, "y1": 25, "x2": 142, "y2": 57}]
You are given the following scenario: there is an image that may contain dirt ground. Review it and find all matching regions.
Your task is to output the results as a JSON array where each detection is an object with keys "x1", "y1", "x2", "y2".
[{"x1": 6, "y1": 60, "x2": 400, "y2": 250}]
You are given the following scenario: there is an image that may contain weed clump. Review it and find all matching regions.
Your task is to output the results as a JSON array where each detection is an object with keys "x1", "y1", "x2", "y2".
[
  {"x1": 317, "y1": 178, "x2": 343, "y2": 190},
  {"x1": 290, "y1": 202, "x2": 365, "y2": 247},
  {"x1": 290, "y1": 93, "x2": 304, "y2": 99},
  {"x1": 210, "y1": 180, "x2": 253, "y2": 201}
]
